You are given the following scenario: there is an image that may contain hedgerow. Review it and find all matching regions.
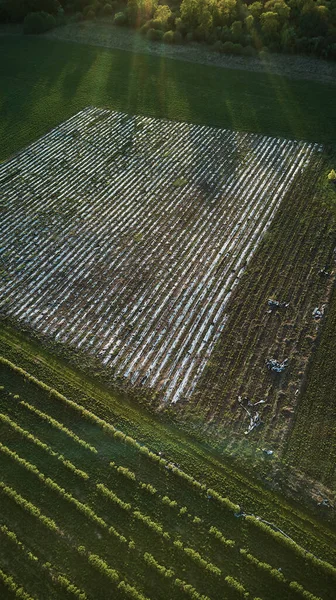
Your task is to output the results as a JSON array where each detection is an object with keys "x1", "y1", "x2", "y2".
[
  {"x1": 0, "y1": 443, "x2": 117, "y2": 536},
  {"x1": 0, "y1": 525, "x2": 38, "y2": 563},
  {"x1": 140, "y1": 482, "x2": 157, "y2": 495},
  {"x1": 207, "y1": 488, "x2": 240, "y2": 513},
  {"x1": 0, "y1": 359, "x2": 230, "y2": 509},
  {"x1": 245, "y1": 516, "x2": 336, "y2": 579},
  {"x1": 225, "y1": 575, "x2": 249, "y2": 597},
  {"x1": 133, "y1": 510, "x2": 168, "y2": 538},
  {"x1": 117, "y1": 580, "x2": 150, "y2": 600},
  {"x1": 87, "y1": 553, "x2": 119, "y2": 583},
  {"x1": 175, "y1": 577, "x2": 211, "y2": 600},
  {"x1": 1, "y1": 524, "x2": 87, "y2": 599},
  {"x1": 289, "y1": 581, "x2": 322, "y2": 600},
  {"x1": 55, "y1": 575, "x2": 88, "y2": 600},
  {"x1": 162, "y1": 495, "x2": 178, "y2": 508},
  {"x1": 116, "y1": 465, "x2": 136, "y2": 481},
  {"x1": 78, "y1": 546, "x2": 149, "y2": 600}
]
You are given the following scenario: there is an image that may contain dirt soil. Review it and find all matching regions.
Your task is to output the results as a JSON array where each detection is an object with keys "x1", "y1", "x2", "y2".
[{"x1": 42, "y1": 19, "x2": 336, "y2": 86}]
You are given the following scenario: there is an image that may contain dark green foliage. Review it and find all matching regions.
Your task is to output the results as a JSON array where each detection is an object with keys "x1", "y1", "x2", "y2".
[
  {"x1": 146, "y1": 27, "x2": 163, "y2": 41},
  {"x1": 114, "y1": 10, "x2": 127, "y2": 24},
  {"x1": 212, "y1": 40, "x2": 224, "y2": 52},
  {"x1": 1, "y1": 0, "x2": 61, "y2": 21},
  {"x1": 102, "y1": 2, "x2": 112, "y2": 16},
  {"x1": 163, "y1": 29, "x2": 174, "y2": 43},
  {"x1": 23, "y1": 10, "x2": 56, "y2": 33},
  {"x1": 85, "y1": 7, "x2": 95, "y2": 18},
  {"x1": 130, "y1": 0, "x2": 336, "y2": 59},
  {"x1": 126, "y1": 0, "x2": 157, "y2": 27}
]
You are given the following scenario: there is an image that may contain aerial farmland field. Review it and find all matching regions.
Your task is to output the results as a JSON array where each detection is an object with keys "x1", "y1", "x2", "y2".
[
  {"x1": 1, "y1": 28, "x2": 336, "y2": 600},
  {"x1": 0, "y1": 106, "x2": 326, "y2": 406}
]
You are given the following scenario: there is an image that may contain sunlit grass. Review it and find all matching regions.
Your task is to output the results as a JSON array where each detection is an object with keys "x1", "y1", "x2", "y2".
[{"x1": 0, "y1": 35, "x2": 335, "y2": 162}]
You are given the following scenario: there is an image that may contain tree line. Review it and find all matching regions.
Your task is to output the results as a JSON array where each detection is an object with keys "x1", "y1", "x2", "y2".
[{"x1": 1, "y1": 0, "x2": 335, "y2": 59}]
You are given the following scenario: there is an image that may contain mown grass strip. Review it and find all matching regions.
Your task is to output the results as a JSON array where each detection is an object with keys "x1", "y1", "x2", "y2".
[{"x1": 0, "y1": 412, "x2": 89, "y2": 480}]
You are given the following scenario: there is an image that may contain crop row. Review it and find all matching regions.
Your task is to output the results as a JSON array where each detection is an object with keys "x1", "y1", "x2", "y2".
[
  {"x1": 0, "y1": 412, "x2": 89, "y2": 480},
  {"x1": 0, "y1": 481, "x2": 59, "y2": 533},
  {"x1": 0, "y1": 107, "x2": 320, "y2": 402},
  {"x1": 239, "y1": 549, "x2": 323, "y2": 600},
  {"x1": 0, "y1": 442, "x2": 226, "y2": 591},
  {"x1": 0, "y1": 357, "x2": 240, "y2": 512},
  {"x1": 0, "y1": 443, "x2": 129, "y2": 545},
  {"x1": 4, "y1": 356, "x2": 335, "y2": 577},
  {"x1": 143, "y1": 553, "x2": 210, "y2": 600},
  {"x1": 110, "y1": 460, "x2": 206, "y2": 523},
  {"x1": 0, "y1": 567, "x2": 35, "y2": 600},
  {"x1": 77, "y1": 546, "x2": 150, "y2": 600},
  {"x1": 1, "y1": 524, "x2": 38, "y2": 564},
  {"x1": 1, "y1": 472, "x2": 214, "y2": 600},
  {"x1": 1, "y1": 478, "x2": 148, "y2": 600},
  {"x1": 19, "y1": 400, "x2": 98, "y2": 454},
  {"x1": 0, "y1": 524, "x2": 87, "y2": 600},
  {"x1": 245, "y1": 516, "x2": 336, "y2": 580}
]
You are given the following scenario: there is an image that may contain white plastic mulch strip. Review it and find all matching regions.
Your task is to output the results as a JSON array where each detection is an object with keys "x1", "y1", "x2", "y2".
[{"x1": 0, "y1": 107, "x2": 322, "y2": 403}]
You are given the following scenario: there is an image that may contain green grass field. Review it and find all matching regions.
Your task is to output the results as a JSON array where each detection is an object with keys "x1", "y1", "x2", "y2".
[{"x1": 1, "y1": 35, "x2": 336, "y2": 165}]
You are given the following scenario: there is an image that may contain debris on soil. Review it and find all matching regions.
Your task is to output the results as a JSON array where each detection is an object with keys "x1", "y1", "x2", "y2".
[
  {"x1": 319, "y1": 268, "x2": 330, "y2": 278},
  {"x1": 238, "y1": 395, "x2": 263, "y2": 435},
  {"x1": 266, "y1": 358, "x2": 288, "y2": 373},
  {"x1": 315, "y1": 490, "x2": 334, "y2": 509},
  {"x1": 267, "y1": 299, "x2": 289, "y2": 313},
  {"x1": 312, "y1": 306, "x2": 325, "y2": 320}
]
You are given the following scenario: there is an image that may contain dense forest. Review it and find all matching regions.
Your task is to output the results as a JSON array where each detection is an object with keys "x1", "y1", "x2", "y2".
[{"x1": 1, "y1": 0, "x2": 336, "y2": 59}]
